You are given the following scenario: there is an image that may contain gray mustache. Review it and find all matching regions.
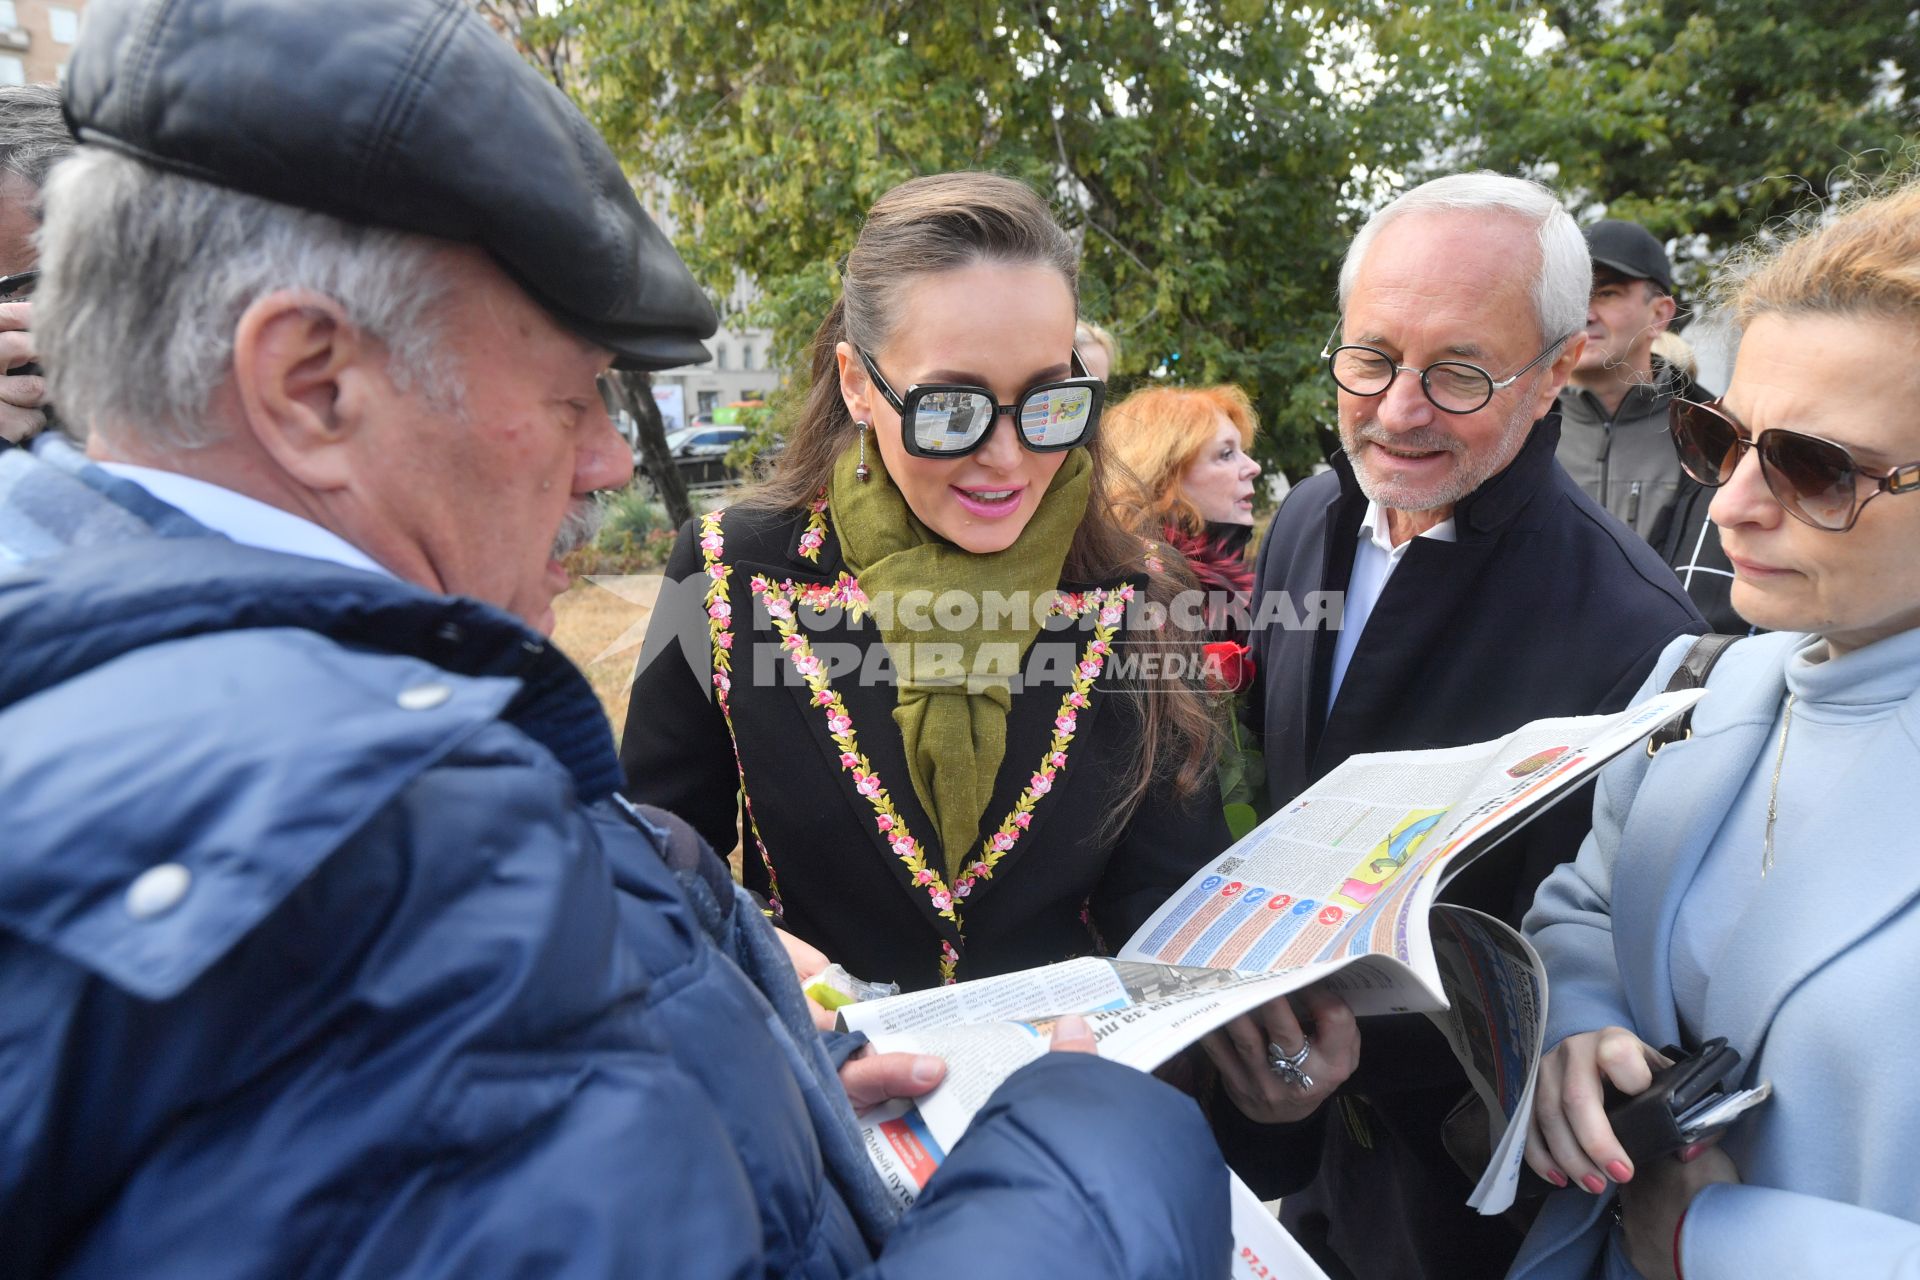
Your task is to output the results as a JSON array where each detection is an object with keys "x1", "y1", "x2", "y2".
[
  {"x1": 551, "y1": 498, "x2": 604, "y2": 559},
  {"x1": 1351, "y1": 422, "x2": 1465, "y2": 456}
]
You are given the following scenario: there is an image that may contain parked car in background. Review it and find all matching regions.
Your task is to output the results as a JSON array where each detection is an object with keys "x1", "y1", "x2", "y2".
[
  {"x1": 633, "y1": 420, "x2": 782, "y2": 494},
  {"x1": 624, "y1": 395, "x2": 783, "y2": 498},
  {"x1": 666, "y1": 424, "x2": 750, "y2": 459}
]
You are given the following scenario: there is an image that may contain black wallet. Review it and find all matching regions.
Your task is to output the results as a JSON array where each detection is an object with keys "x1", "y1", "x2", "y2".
[{"x1": 1603, "y1": 1037, "x2": 1759, "y2": 1164}]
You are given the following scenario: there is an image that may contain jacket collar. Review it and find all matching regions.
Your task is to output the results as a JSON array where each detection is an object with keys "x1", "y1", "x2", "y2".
[
  {"x1": 753, "y1": 492, "x2": 1144, "y2": 595},
  {"x1": 1562, "y1": 376, "x2": 1669, "y2": 426},
  {"x1": 1562, "y1": 357, "x2": 1709, "y2": 426},
  {"x1": 1611, "y1": 632, "x2": 1920, "y2": 1062},
  {"x1": 0, "y1": 439, "x2": 624, "y2": 801},
  {"x1": 1329, "y1": 407, "x2": 1565, "y2": 540}
]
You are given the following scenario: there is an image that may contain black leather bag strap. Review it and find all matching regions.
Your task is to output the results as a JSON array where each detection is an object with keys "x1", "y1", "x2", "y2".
[{"x1": 1645, "y1": 633, "x2": 1741, "y2": 755}]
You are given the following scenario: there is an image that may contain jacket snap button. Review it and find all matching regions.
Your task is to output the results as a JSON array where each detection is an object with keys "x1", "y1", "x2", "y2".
[
  {"x1": 396, "y1": 682, "x2": 453, "y2": 711},
  {"x1": 126, "y1": 863, "x2": 191, "y2": 920}
]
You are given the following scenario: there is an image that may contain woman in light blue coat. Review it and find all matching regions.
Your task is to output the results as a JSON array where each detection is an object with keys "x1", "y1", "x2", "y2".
[{"x1": 1509, "y1": 179, "x2": 1920, "y2": 1280}]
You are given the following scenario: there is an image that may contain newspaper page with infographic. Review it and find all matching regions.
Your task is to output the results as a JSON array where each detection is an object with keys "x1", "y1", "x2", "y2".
[{"x1": 839, "y1": 691, "x2": 1702, "y2": 1225}]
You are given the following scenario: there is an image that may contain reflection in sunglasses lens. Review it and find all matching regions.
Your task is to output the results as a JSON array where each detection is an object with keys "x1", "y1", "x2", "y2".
[
  {"x1": 1765, "y1": 433, "x2": 1853, "y2": 529},
  {"x1": 1020, "y1": 385, "x2": 1092, "y2": 448},
  {"x1": 1672, "y1": 403, "x2": 1737, "y2": 485},
  {"x1": 913, "y1": 390, "x2": 994, "y2": 452}
]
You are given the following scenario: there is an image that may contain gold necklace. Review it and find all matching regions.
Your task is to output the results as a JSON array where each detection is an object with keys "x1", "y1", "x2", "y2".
[{"x1": 1762, "y1": 693, "x2": 1797, "y2": 877}]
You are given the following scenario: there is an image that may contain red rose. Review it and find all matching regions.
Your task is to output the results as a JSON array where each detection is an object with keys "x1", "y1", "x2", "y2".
[{"x1": 1202, "y1": 640, "x2": 1255, "y2": 694}]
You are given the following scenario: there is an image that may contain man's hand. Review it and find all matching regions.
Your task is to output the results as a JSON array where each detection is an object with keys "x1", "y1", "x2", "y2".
[
  {"x1": 0, "y1": 301, "x2": 45, "y2": 444},
  {"x1": 773, "y1": 928, "x2": 838, "y2": 1031},
  {"x1": 1620, "y1": 1142, "x2": 1739, "y2": 1280},
  {"x1": 1047, "y1": 1014, "x2": 1097, "y2": 1054},
  {"x1": 1200, "y1": 985, "x2": 1360, "y2": 1124},
  {"x1": 837, "y1": 1013, "x2": 1098, "y2": 1114},
  {"x1": 840, "y1": 1047, "x2": 947, "y2": 1112},
  {"x1": 1526, "y1": 1026, "x2": 1669, "y2": 1192}
]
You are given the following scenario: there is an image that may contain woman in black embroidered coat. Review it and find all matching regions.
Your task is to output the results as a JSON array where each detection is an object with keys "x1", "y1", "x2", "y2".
[
  {"x1": 623, "y1": 172, "x2": 1359, "y2": 1132},
  {"x1": 622, "y1": 174, "x2": 1236, "y2": 993},
  {"x1": 624, "y1": 498, "x2": 1225, "y2": 991}
]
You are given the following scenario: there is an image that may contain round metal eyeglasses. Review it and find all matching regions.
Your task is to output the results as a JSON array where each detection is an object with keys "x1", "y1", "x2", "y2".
[{"x1": 1323, "y1": 332, "x2": 1577, "y2": 414}]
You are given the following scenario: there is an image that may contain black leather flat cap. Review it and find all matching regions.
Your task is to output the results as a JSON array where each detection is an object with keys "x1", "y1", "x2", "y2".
[{"x1": 65, "y1": 0, "x2": 717, "y2": 370}]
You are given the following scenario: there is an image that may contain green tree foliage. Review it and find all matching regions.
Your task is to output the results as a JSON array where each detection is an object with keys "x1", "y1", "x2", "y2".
[
  {"x1": 567, "y1": 0, "x2": 1533, "y2": 477},
  {"x1": 525, "y1": 0, "x2": 1916, "y2": 476},
  {"x1": 471, "y1": 0, "x2": 577, "y2": 90},
  {"x1": 1463, "y1": 0, "x2": 1919, "y2": 291}
]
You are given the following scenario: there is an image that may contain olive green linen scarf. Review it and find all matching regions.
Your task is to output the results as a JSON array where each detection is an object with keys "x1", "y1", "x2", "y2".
[{"x1": 829, "y1": 441, "x2": 1092, "y2": 879}]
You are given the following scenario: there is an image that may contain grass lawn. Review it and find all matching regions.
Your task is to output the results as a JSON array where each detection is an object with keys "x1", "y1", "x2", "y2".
[{"x1": 548, "y1": 573, "x2": 661, "y2": 746}]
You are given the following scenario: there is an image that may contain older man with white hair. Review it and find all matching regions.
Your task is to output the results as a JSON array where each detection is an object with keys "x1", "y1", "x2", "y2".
[{"x1": 1214, "y1": 172, "x2": 1704, "y2": 1279}]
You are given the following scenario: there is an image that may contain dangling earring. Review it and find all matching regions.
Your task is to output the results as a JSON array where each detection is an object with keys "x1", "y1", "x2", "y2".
[{"x1": 855, "y1": 421, "x2": 872, "y2": 482}]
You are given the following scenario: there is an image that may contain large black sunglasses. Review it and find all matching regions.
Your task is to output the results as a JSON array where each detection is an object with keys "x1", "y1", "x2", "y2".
[
  {"x1": 858, "y1": 347, "x2": 1104, "y2": 458},
  {"x1": 1670, "y1": 397, "x2": 1920, "y2": 532}
]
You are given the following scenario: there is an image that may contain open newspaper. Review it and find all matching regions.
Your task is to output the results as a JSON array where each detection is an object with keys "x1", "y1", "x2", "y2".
[{"x1": 841, "y1": 688, "x2": 1705, "y2": 1261}]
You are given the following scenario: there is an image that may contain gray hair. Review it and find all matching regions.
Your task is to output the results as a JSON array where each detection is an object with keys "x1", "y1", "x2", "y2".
[
  {"x1": 1338, "y1": 171, "x2": 1590, "y2": 346},
  {"x1": 0, "y1": 84, "x2": 71, "y2": 191},
  {"x1": 37, "y1": 149, "x2": 464, "y2": 451}
]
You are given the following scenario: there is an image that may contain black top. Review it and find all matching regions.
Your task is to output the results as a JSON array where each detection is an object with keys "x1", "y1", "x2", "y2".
[
  {"x1": 1651, "y1": 475, "x2": 1754, "y2": 636},
  {"x1": 1237, "y1": 412, "x2": 1705, "y2": 1279},
  {"x1": 620, "y1": 502, "x2": 1232, "y2": 991}
]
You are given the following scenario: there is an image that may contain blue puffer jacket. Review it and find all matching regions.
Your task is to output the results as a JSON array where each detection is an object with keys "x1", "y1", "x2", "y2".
[{"x1": 0, "y1": 440, "x2": 1230, "y2": 1278}]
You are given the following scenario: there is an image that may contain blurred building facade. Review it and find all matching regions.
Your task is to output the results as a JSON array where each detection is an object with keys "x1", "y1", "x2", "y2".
[
  {"x1": 0, "y1": 0, "x2": 83, "y2": 85},
  {"x1": 638, "y1": 189, "x2": 781, "y2": 431}
]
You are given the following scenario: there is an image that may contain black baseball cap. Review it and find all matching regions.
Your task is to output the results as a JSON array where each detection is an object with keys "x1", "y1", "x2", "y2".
[
  {"x1": 1583, "y1": 219, "x2": 1672, "y2": 293},
  {"x1": 62, "y1": 0, "x2": 718, "y2": 371}
]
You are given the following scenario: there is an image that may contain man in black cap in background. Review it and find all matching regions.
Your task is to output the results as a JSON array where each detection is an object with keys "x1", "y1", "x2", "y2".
[
  {"x1": 1555, "y1": 219, "x2": 1696, "y2": 538},
  {"x1": 1555, "y1": 218, "x2": 1746, "y2": 631},
  {"x1": 0, "y1": 1, "x2": 1229, "y2": 1274}
]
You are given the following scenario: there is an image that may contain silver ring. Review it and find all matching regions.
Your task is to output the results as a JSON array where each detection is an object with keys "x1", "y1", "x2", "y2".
[{"x1": 1266, "y1": 1037, "x2": 1314, "y2": 1090}]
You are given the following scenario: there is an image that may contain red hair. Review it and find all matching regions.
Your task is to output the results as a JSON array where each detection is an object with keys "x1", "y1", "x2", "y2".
[{"x1": 1105, "y1": 384, "x2": 1258, "y2": 535}]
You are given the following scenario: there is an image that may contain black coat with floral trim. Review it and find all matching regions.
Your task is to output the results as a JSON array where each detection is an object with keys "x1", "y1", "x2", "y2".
[{"x1": 620, "y1": 502, "x2": 1231, "y2": 992}]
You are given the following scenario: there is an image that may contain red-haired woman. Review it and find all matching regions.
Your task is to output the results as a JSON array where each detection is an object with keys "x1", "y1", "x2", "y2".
[{"x1": 1107, "y1": 384, "x2": 1264, "y2": 648}]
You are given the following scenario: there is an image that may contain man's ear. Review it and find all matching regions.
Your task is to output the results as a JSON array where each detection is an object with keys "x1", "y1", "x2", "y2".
[
  {"x1": 1531, "y1": 333, "x2": 1587, "y2": 420},
  {"x1": 1648, "y1": 291, "x2": 1678, "y2": 337},
  {"x1": 835, "y1": 340, "x2": 873, "y2": 424},
  {"x1": 230, "y1": 290, "x2": 372, "y2": 490}
]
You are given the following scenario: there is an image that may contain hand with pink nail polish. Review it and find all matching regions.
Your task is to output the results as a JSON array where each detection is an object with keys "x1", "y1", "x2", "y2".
[{"x1": 1524, "y1": 1027, "x2": 1672, "y2": 1195}]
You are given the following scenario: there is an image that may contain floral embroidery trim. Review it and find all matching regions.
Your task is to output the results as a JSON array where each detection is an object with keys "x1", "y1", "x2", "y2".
[
  {"x1": 752, "y1": 571, "x2": 1132, "y2": 964},
  {"x1": 796, "y1": 490, "x2": 830, "y2": 563},
  {"x1": 939, "y1": 940, "x2": 960, "y2": 986},
  {"x1": 713, "y1": 494, "x2": 1135, "y2": 987},
  {"x1": 699, "y1": 510, "x2": 784, "y2": 917},
  {"x1": 752, "y1": 570, "x2": 955, "y2": 926}
]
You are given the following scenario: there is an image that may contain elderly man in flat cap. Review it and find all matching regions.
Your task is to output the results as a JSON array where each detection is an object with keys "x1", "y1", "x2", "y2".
[{"x1": 0, "y1": 1, "x2": 1228, "y2": 1275}]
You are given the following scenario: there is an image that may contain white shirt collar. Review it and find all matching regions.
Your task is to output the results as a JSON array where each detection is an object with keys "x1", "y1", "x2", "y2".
[
  {"x1": 1356, "y1": 498, "x2": 1458, "y2": 556},
  {"x1": 98, "y1": 462, "x2": 395, "y2": 580}
]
